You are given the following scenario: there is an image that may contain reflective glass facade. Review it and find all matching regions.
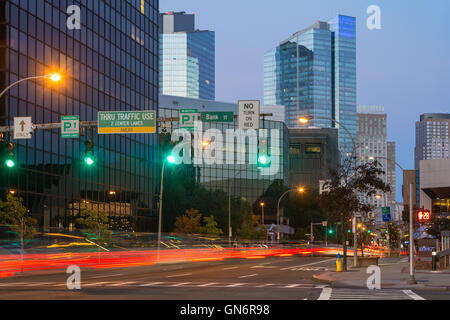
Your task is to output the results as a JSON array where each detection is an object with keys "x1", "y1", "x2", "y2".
[
  {"x1": 0, "y1": 0, "x2": 160, "y2": 231},
  {"x1": 264, "y1": 16, "x2": 356, "y2": 159},
  {"x1": 159, "y1": 27, "x2": 214, "y2": 100},
  {"x1": 159, "y1": 108, "x2": 288, "y2": 204},
  {"x1": 329, "y1": 15, "x2": 357, "y2": 159}
]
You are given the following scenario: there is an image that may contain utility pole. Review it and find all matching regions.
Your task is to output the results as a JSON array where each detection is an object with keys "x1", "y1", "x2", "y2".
[{"x1": 408, "y1": 183, "x2": 417, "y2": 284}]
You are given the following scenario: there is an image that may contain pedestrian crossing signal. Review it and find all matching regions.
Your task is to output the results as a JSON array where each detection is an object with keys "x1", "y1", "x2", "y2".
[{"x1": 417, "y1": 210, "x2": 431, "y2": 222}]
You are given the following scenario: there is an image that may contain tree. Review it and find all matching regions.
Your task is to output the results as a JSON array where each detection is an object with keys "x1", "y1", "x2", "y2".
[
  {"x1": 200, "y1": 215, "x2": 223, "y2": 235},
  {"x1": 0, "y1": 194, "x2": 37, "y2": 256},
  {"x1": 173, "y1": 208, "x2": 202, "y2": 234},
  {"x1": 76, "y1": 208, "x2": 111, "y2": 242},
  {"x1": 387, "y1": 223, "x2": 400, "y2": 249},
  {"x1": 237, "y1": 213, "x2": 267, "y2": 241},
  {"x1": 319, "y1": 159, "x2": 390, "y2": 271}
]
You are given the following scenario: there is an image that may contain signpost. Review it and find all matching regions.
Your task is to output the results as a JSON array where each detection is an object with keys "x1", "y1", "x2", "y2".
[
  {"x1": 13, "y1": 117, "x2": 32, "y2": 139},
  {"x1": 98, "y1": 111, "x2": 156, "y2": 134},
  {"x1": 238, "y1": 100, "x2": 260, "y2": 130},
  {"x1": 200, "y1": 112, "x2": 234, "y2": 122},
  {"x1": 61, "y1": 116, "x2": 79, "y2": 138},
  {"x1": 179, "y1": 109, "x2": 198, "y2": 131},
  {"x1": 382, "y1": 206, "x2": 391, "y2": 222}
]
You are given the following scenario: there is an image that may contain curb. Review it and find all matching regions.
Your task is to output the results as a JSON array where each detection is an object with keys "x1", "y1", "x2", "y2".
[{"x1": 312, "y1": 273, "x2": 335, "y2": 284}]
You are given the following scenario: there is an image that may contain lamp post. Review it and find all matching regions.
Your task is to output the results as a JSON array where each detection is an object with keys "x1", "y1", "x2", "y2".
[
  {"x1": 228, "y1": 171, "x2": 241, "y2": 247},
  {"x1": 0, "y1": 73, "x2": 62, "y2": 100},
  {"x1": 276, "y1": 187, "x2": 304, "y2": 243},
  {"x1": 298, "y1": 115, "x2": 358, "y2": 267}
]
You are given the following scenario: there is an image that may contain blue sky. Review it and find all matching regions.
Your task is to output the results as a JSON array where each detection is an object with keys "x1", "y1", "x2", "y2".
[{"x1": 160, "y1": 0, "x2": 450, "y2": 201}]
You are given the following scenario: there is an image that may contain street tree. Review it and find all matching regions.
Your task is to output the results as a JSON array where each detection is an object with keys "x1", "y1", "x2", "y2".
[
  {"x1": 237, "y1": 212, "x2": 267, "y2": 241},
  {"x1": 76, "y1": 208, "x2": 111, "y2": 242},
  {"x1": 174, "y1": 208, "x2": 202, "y2": 234},
  {"x1": 319, "y1": 159, "x2": 390, "y2": 271},
  {"x1": 200, "y1": 215, "x2": 223, "y2": 235},
  {"x1": 0, "y1": 194, "x2": 37, "y2": 258},
  {"x1": 387, "y1": 223, "x2": 400, "y2": 249}
]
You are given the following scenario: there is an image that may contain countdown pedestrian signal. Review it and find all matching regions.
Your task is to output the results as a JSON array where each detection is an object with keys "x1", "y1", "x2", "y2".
[{"x1": 417, "y1": 210, "x2": 431, "y2": 222}]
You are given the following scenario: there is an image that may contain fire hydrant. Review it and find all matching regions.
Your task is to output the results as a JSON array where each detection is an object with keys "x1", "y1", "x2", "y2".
[{"x1": 336, "y1": 253, "x2": 343, "y2": 272}]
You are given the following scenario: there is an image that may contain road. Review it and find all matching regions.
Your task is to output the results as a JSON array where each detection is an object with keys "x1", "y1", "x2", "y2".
[{"x1": 0, "y1": 255, "x2": 444, "y2": 300}]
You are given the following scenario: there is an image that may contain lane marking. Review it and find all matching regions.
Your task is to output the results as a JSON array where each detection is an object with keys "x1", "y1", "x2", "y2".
[
  {"x1": 239, "y1": 274, "x2": 258, "y2": 278},
  {"x1": 280, "y1": 258, "x2": 335, "y2": 271},
  {"x1": 170, "y1": 282, "x2": 191, "y2": 287},
  {"x1": 197, "y1": 282, "x2": 218, "y2": 287},
  {"x1": 222, "y1": 266, "x2": 238, "y2": 270},
  {"x1": 108, "y1": 282, "x2": 136, "y2": 286},
  {"x1": 166, "y1": 273, "x2": 193, "y2": 278},
  {"x1": 403, "y1": 290, "x2": 425, "y2": 300},
  {"x1": 22, "y1": 282, "x2": 53, "y2": 286},
  {"x1": 258, "y1": 262, "x2": 272, "y2": 265},
  {"x1": 251, "y1": 265, "x2": 276, "y2": 269},
  {"x1": 284, "y1": 284, "x2": 302, "y2": 288},
  {"x1": 227, "y1": 283, "x2": 246, "y2": 287},
  {"x1": 318, "y1": 287, "x2": 332, "y2": 300},
  {"x1": 139, "y1": 282, "x2": 164, "y2": 287}
]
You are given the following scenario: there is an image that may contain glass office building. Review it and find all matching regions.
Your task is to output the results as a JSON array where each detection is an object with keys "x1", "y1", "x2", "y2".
[
  {"x1": 159, "y1": 12, "x2": 215, "y2": 100},
  {"x1": 329, "y1": 15, "x2": 357, "y2": 160},
  {"x1": 264, "y1": 15, "x2": 356, "y2": 159},
  {"x1": 159, "y1": 108, "x2": 289, "y2": 204},
  {"x1": 0, "y1": 0, "x2": 160, "y2": 231}
]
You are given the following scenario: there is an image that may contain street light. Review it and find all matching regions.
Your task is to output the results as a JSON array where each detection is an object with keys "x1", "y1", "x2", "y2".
[
  {"x1": 0, "y1": 73, "x2": 62, "y2": 100},
  {"x1": 276, "y1": 187, "x2": 305, "y2": 243},
  {"x1": 260, "y1": 202, "x2": 265, "y2": 225},
  {"x1": 299, "y1": 114, "x2": 359, "y2": 268}
]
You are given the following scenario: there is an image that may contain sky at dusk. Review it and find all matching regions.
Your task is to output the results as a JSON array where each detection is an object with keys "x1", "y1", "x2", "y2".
[{"x1": 160, "y1": 0, "x2": 450, "y2": 201}]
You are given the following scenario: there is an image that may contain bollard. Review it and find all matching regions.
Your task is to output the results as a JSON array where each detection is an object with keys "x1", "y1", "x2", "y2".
[
  {"x1": 432, "y1": 251, "x2": 437, "y2": 271},
  {"x1": 336, "y1": 253, "x2": 343, "y2": 272}
]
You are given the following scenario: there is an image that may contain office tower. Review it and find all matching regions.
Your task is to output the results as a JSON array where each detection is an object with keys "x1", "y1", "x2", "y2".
[
  {"x1": 415, "y1": 113, "x2": 450, "y2": 170},
  {"x1": 159, "y1": 11, "x2": 215, "y2": 100},
  {"x1": 264, "y1": 15, "x2": 356, "y2": 159},
  {"x1": 356, "y1": 105, "x2": 387, "y2": 211},
  {"x1": 0, "y1": 1, "x2": 160, "y2": 231},
  {"x1": 387, "y1": 141, "x2": 396, "y2": 206}
]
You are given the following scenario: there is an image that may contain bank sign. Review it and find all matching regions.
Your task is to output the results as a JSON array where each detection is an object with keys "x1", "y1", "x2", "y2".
[{"x1": 98, "y1": 111, "x2": 156, "y2": 134}]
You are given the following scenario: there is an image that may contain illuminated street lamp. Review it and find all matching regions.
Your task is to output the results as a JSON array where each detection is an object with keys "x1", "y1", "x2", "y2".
[
  {"x1": 276, "y1": 187, "x2": 305, "y2": 242},
  {"x1": 0, "y1": 73, "x2": 62, "y2": 100}
]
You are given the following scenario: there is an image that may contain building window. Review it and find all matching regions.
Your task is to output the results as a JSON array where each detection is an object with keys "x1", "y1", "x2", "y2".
[{"x1": 305, "y1": 144, "x2": 321, "y2": 154}]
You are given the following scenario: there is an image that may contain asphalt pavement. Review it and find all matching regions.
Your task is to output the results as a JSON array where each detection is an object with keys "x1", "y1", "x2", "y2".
[{"x1": 0, "y1": 255, "x2": 446, "y2": 300}]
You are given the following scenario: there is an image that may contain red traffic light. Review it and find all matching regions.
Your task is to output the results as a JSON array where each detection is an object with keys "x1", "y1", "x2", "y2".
[{"x1": 417, "y1": 210, "x2": 431, "y2": 222}]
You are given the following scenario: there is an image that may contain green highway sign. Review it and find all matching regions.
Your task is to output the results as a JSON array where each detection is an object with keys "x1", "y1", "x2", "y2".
[
  {"x1": 382, "y1": 206, "x2": 390, "y2": 214},
  {"x1": 201, "y1": 112, "x2": 234, "y2": 122},
  {"x1": 179, "y1": 109, "x2": 198, "y2": 131},
  {"x1": 98, "y1": 111, "x2": 156, "y2": 134},
  {"x1": 61, "y1": 115, "x2": 79, "y2": 138}
]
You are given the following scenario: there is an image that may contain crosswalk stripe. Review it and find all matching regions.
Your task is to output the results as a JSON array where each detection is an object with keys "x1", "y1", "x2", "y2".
[
  {"x1": 318, "y1": 287, "x2": 332, "y2": 300},
  {"x1": 403, "y1": 290, "x2": 425, "y2": 300}
]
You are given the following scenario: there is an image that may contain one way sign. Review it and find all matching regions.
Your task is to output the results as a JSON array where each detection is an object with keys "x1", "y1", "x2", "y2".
[{"x1": 14, "y1": 117, "x2": 33, "y2": 139}]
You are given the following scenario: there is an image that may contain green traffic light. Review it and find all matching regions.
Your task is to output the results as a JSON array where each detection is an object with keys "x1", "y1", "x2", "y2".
[
  {"x1": 84, "y1": 156, "x2": 94, "y2": 166},
  {"x1": 368, "y1": 230, "x2": 371, "y2": 234},
  {"x1": 5, "y1": 159, "x2": 15, "y2": 168},
  {"x1": 328, "y1": 229, "x2": 333, "y2": 234},
  {"x1": 258, "y1": 155, "x2": 268, "y2": 164},
  {"x1": 167, "y1": 155, "x2": 176, "y2": 164}
]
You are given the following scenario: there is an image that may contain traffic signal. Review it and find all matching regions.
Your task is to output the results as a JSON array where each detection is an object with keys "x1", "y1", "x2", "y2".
[
  {"x1": 367, "y1": 229, "x2": 371, "y2": 234},
  {"x1": 328, "y1": 228, "x2": 333, "y2": 235},
  {"x1": 2, "y1": 141, "x2": 15, "y2": 168},
  {"x1": 257, "y1": 137, "x2": 271, "y2": 167},
  {"x1": 83, "y1": 140, "x2": 95, "y2": 166},
  {"x1": 417, "y1": 209, "x2": 431, "y2": 222}
]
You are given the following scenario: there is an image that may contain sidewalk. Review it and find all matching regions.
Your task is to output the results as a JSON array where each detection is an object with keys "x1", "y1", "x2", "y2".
[{"x1": 312, "y1": 257, "x2": 450, "y2": 291}]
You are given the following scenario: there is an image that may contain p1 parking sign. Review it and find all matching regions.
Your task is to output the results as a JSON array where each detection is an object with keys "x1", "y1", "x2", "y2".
[
  {"x1": 61, "y1": 115, "x2": 79, "y2": 138},
  {"x1": 179, "y1": 109, "x2": 198, "y2": 131}
]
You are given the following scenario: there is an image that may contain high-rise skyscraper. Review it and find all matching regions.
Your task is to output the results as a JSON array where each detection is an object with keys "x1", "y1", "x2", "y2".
[
  {"x1": 415, "y1": 113, "x2": 450, "y2": 170},
  {"x1": 264, "y1": 15, "x2": 356, "y2": 159},
  {"x1": 159, "y1": 11, "x2": 215, "y2": 100},
  {"x1": 356, "y1": 105, "x2": 388, "y2": 210},
  {"x1": 387, "y1": 141, "x2": 397, "y2": 205}
]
